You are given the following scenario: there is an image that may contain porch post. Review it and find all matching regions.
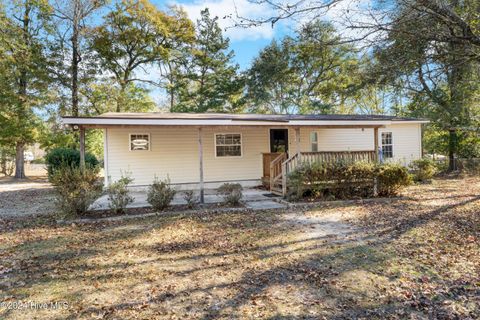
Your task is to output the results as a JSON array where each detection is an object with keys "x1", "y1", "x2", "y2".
[
  {"x1": 295, "y1": 127, "x2": 301, "y2": 158},
  {"x1": 373, "y1": 127, "x2": 379, "y2": 196},
  {"x1": 79, "y1": 125, "x2": 85, "y2": 171},
  {"x1": 198, "y1": 127, "x2": 204, "y2": 204}
]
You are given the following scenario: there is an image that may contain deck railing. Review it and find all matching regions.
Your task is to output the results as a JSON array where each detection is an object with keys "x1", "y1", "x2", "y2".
[
  {"x1": 269, "y1": 152, "x2": 287, "y2": 193},
  {"x1": 300, "y1": 151, "x2": 376, "y2": 165}
]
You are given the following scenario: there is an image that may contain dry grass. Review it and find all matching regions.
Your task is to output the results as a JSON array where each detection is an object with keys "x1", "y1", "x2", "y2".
[{"x1": 0, "y1": 176, "x2": 479, "y2": 319}]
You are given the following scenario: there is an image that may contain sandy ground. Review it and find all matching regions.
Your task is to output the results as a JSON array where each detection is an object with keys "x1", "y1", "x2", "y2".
[
  {"x1": 0, "y1": 176, "x2": 478, "y2": 319},
  {"x1": 0, "y1": 176, "x2": 55, "y2": 217}
]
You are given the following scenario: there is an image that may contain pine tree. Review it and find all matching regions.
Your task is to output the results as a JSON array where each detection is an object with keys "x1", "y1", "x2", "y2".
[{"x1": 172, "y1": 9, "x2": 243, "y2": 113}]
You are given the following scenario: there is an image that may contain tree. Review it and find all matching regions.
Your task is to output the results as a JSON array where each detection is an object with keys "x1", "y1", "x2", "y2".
[
  {"x1": 0, "y1": 0, "x2": 52, "y2": 179},
  {"x1": 171, "y1": 9, "x2": 244, "y2": 113},
  {"x1": 91, "y1": 0, "x2": 194, "y2": 112},
  {"x1": 246, "y1": 21, "x2": 359, "y2": 114},
  {"x1": 50, "y1": 0, "x2": 105, "y2": 117},
  {"x1": 82, "y1": 80, "x2": 156, "y2": 115},
  {"x1": 368, "y1": 1, "x2": 480, "y2": 170},
  {"x1": 246, "y1": 40, "x2": 296, "y2": 113},
  {"x1": 237, "y1": 0, "x2": 480, "y2": 57}
]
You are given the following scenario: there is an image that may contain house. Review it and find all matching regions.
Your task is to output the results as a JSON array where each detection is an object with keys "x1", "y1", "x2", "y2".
[{"x1": 61, "y1": 112, "x2": 428, "y2": 200}]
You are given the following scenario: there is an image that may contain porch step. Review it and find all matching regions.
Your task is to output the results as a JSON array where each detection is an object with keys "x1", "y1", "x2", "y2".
[{"x1": 270, "y1": 187, "x2": 283, "y2": 196}]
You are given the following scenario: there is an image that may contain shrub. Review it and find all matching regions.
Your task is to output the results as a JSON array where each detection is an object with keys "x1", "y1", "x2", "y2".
[
  {"x1": 376, "y1": 163, "x2": 412, "y2": 196},
  {"x1": 287, "y1": 161, "x2": 411, "y2": 200},
  {"x1": 106, "y1": 173, "x2": 134, "y2": 214},
  {"x1": 147, "y1": 176, "x2": 176, "y2": 211},
  {"x1": 410, "y1": 158, "x2": 437, "y2": 182},
  {"x1": 50, "y1": 165, "x2": 103, "y2": 217},
  {"x1": 287, "y1": 161, "x2": 376, "y2": 201},
  {"x1": 183, "y1": 190, "x2": 198, "y2": 209},
  {"x1": 45, "y1": 148, "x2": 99, "y2": 178},
  {"x1": 217, "y1": 183, "x2": 243, "y2": 206}
]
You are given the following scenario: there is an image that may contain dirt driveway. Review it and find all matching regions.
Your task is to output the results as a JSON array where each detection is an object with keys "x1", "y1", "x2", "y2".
[{"x1": 0, "y1": 177, "x2": 55, "y2": 217}]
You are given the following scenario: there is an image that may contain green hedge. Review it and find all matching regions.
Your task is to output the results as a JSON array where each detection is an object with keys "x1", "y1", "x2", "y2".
[
  {"x1": 45, "y1": 148, "x2": 99, "y2": 178},
  {"x1": 287, "y1": 161, "x2": 411, "y2": 201}
]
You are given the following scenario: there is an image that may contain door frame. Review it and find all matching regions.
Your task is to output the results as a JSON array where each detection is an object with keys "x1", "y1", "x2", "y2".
[{"x1": 269, "y1": 128, "x2": 289, "y2": 153}]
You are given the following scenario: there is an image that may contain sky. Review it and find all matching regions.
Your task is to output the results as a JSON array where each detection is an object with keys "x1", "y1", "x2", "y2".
[
  {"x1": 153, "y1": 0, "x2": 292, "y2": 70},
  {"x1": 144, "y1": 0, "x2": 372, "y2": 104},
  {"x1": 150, "y1": 0, "x2": 372, "y2": 70}
]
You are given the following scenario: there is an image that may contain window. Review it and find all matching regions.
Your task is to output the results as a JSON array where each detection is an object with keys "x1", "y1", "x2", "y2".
[
  {"x1": 215, "y1": 133, "x2": 241, "y2": 157},
  {"x1": 381, "y1": 132, "x2": 393, "y2": 159},
  {"x1": 130, "y1": 134, "x2": 150, "y2": 151},
  {"x1": 310, "y1": 132, "x2": 318, "y2": 152}
]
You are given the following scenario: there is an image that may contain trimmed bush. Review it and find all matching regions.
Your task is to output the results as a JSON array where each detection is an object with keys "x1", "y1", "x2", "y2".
[
  {"x1": 50, "y1": 165, "x2": 103, "y2": 217},
  {"x1": 287, "y1": 161, "x2": 411, "y2": 201},
  {"x1": 147, "y1": 177, "x2": 176, "y2": 211},
  {"x1": 217, "y1": 183, "x2": 243, "y2": 205},
  {"x1": 410, "y1": 158, "x2": 437, "y2": 182},
  {"x1": 107, "y1": 173, "x2": 134, "y2": 214},
  {"x1": 45, "y1": 148, "x2": 99, "y2": 178},
  {"x1": 287, "y1": 161, "x2": 376, "y2": 201},
  {"x1": 376, "y1": 163, "x2": 412, "y2": 196},
  {"x1": 183, "y1": 190, "x2": 198, "y2": 209}
]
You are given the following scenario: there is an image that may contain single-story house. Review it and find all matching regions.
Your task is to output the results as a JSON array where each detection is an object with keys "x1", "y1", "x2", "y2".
[{"x1": 61, "y1": 112, "x2": 428, "y2": 200}]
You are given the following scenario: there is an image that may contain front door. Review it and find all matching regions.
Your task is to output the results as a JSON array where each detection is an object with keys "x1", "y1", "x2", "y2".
[{"x1": 270, "y1": 129, "x2": 288, "y2": 153}]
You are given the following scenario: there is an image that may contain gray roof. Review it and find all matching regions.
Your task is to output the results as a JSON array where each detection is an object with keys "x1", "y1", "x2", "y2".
[{"x1": 66, "y1": 112, "x2": 426, "y2": 122}]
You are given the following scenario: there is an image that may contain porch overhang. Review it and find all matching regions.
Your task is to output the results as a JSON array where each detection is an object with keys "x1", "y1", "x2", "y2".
[{"x1": 61, "y1": 115, "x2": 428, "y2": 129}]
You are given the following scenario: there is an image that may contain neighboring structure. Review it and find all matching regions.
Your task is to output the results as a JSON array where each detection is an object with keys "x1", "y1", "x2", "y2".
[{"x1": 62, "y1": 113, "x2": 428, "y2": 199}]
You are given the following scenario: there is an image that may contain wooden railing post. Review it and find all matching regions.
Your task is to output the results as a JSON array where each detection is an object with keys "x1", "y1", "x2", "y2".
[{"x1": 282, "y1": 161, "x2": 287, "y2": 197}]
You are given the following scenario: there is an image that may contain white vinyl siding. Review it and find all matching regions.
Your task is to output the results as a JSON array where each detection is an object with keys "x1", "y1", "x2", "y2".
[
  {"x1": 289, "y1": 124, "x2": 422, "y2": 165},
  {"x1": 379, "y1": 123, "x2": 422, "y2": 165},
  {"x1": 105, "y1": 126, "x2": 269, "y2": 186},
  {"x1": 104, "y1": 123, "x2": 422, "y2": 186}
]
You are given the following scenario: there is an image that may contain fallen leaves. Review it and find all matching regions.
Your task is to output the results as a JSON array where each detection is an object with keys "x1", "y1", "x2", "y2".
[{"x1": 0, "y1": 177, "x2": 479, "y2": 319}]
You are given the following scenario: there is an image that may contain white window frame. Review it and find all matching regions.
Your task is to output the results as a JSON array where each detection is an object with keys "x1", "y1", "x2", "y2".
[
  {"x1": 310, "y1": 131, "x2": 318, "y2": 152},
  {"x1": 129, "y1": 133, "x2": 150, "y2": 151},
  {"x1": 214, "y1": 133, "x2": 242, "y2": 158},
  {"x1": 381, "y1": 132, "x2": 393, "y2": 159}
]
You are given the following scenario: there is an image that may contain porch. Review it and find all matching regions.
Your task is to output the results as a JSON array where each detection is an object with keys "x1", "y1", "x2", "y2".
[
  {"x1": 62, "y1": 112, "x2": 419, "y2": 201},
  {"x1": 74, "y1": 124, "x2": 382, "y2": 200},
  {"x1": 262, "y1": 127, "x2": 381, "y2": 196}
]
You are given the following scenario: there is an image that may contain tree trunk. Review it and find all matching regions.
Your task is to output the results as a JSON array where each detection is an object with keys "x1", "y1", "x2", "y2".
[
  {"x1": 15, "y1": 142, "x2": 26, "y2": 179},
  {"x1": 71, "y1": 26, "x2": 79, "y2": 117},
  {"x1": 448, "y1": 129, "x2": 457, "y2": 171},
  {"x1": 170, "y1": 85, "x2": 175, "y2": 110},
  {"x1": 14, "y1": 2, "x2": 30, "y2": 179}
]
